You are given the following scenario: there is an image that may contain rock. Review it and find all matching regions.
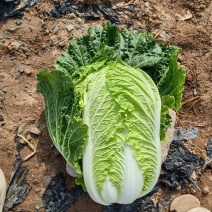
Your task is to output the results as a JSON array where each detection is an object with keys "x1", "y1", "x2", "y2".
[
  {"x1": 70, "y1": 13, "x2": 76, "y2": 19},
  {"x1": 24, "y1": 68, "x2": 32, "y2": 75},
  {"x1": 13, "y1": 40, "x2": 22, "y2": 50},
  {"x1": 15, "y1": 71, "x2": 22, "y2": 79},
  {"x1": 15, "y1": 19, "x2": 22, "y2": 25},
  {"x1": 203, "y1": 186, "x2": 210, "y2": 194},
  {"x1": 19, "y1": 139, "x2": 26, "y2": 144},
  {"x1": 0, "y1": 169, "x2": 7, "y2": 212},
  {"x1": 1, "y1": 86, "x2": 7, "y2": 93},
  {"x1": 34, "y1": 198, "x2": 43, "y2": 210},
  {"x1": 161, "y1": 109, "x2": 176, "y2": 163},
  {"x1": 0, "y1": 115, "x2": 4, "y2": 121},
  {"x1": 160, "y1": 30, "x2": 171, "y2": 40},
  {"x1": 77, "y1": 17, "x2": 84, "y2": 25},
  {"x1": 193, "y1": 88, "x2": 197, "y2": 96},
  {"x1": 19, "y1": 67, "x2": 25, "y2": 73},
  {"x1": 170, "y1": 194, "x2": 201, "y2": 212},
  {"x1": 17, "y1": 124, "x2": 25, "y2": 134},
  {"x1": 187, "y1": 207, "x2": 211, "y2": 212},
  {"x1": 26, "y1": 133, "x2": 32, "y2": 141},
  {"x1": 54, "y1": 25, "x2": 60, "y2": 34},
  {"x1": 65, "y1": 24, "x2": 74, "y2": 32},
  {"x1": 0, "y1": 96, "x2": 4, "y2": 102},
  {"x1": 29, "y1": 127, "x2": 41, "y2": 135},
  {"x1": 7, "y1": 27, "x2": 20, "y2": 32}
]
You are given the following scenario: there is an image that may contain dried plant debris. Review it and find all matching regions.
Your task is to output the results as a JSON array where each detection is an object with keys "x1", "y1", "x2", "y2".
[
  {"x1": 3, "y1": 134, "x2": 31, "y2": 212},
  {"x1": 49, "y1": 1, "x2": 137, "y2": 25},
  {"x1": 0, "y1": 0, "x2": 37, "y2": 20},
  {"x1": 203, "y1": 139, "x2": 212, "y2": 170},
  {"x1": 160, "y1": 140, "x2": 200, "y2": 190},
  {"x1": 43, "y1": 173, "x2": 86, "y2": 212},
  {"x1": 174, "y1": 127, "x2": 199, "y2": 141}
]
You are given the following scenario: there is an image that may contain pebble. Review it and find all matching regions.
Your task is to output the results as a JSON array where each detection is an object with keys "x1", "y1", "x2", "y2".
[
  {"x1": 187, "y1": 207, "x2": 211, "y2": 212},
  {"x1": 53, "y1": 25, "x2": 60, "y2": 34},
  {"x1": 26, "y1": 133, "x2": 32, "y2": 141},
  {"x1": 17, "y1": 125, "x2": 25, "y2": 134},
  {"x1": 0, "y1": 115, "x2": 4, "y2": 122},
  {"x1": 13, "y1": 40, "x2": 22, "y2": 50},
  {"x1": 7, "y1": 27, "x2": 20, "y2": 32},
  {"x1": 19, "y1": 139, "x2": 26, "y2": 144},
  {"x1": 77, "y1": 17, "x2": 84, "y2": 25},
  {"x1": 32, "y1": 179, "x2": 40, "y2": 185},
  {"x1": 15, "y1": 71, "x2": 22, "y2": 79},
  {"x1": 15, "y1": 19, "x2": 22, "y2": 25},
  {"x1": 170, "y1": 194, "x2": 200, "y2": 212},
  {"x1": 0, "y1": 96, "x2": 4, "y2": 102},
  {"x1": 24, "y1": 68, "x2": 32, "y2": 75},
  {"x1": 19, "y1": 67, "x2": 25, "y2": 73},
  {"x1": 69, "y1": 13, "x2": 76, "y2": 19},
  {"x1": 65, "y1": 24, "x2": 74, "y2": 32},
  {"x1": 29, "y1": 127, "x2": 41, "y2": 135},
  {"x1": 1, "y1": 86, "x2": 7, "y2": 93},
  {"x1": 193, "y1": 88, "x2": 197, "y2": 96},
  {"x1": 34, "y1": 198, "x2": 43, "y2": 210}
]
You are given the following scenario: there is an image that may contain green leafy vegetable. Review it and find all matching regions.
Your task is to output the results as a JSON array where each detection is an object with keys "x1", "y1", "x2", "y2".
[{"x1": 37, "y1": 23, "x2": 185, "y2": 205}]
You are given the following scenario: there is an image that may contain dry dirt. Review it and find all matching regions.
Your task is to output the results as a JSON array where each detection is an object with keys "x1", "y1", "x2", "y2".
[{"x1": 0, "y1": 0, "x2": 212, "y2": 211}]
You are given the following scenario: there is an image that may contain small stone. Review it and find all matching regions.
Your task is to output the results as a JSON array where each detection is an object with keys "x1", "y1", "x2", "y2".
[
  {"x1": 15, "y1": 71, "x2": 22, "y2": 79},
  {"x1": 3, "y1": 32, "x2": 9, "y2": 38},
  {"x1": 29, "y1": 127, "x2": 41, "y2": 135},
  {"x1": 7, "y1": 27, "x2": 20, "y2": 32},
  {"x1": 77, "y1": 17, "x2": 84, "y2": 25},
  {"x1": 12, "y1": 60, "x2": 17, "y2": 66},
  {"x1": 17, "y1": 125, "x2": 25, "y2": 134},
  {"x1": 26, "y1": 133, "x2": 32, "y2": 141},
  {"x1": 53, "y1": 25, "x2": 60, "y2": 34},
  {"x1": 1, "y1": 86, "x2": 7, "y2": 93},
  {"x1": 19, "y1": 139, "x2": 26, "y2": 144},
  {"x1": 69, "y1": 13, "x2": 76, "y2": 19},
  {"x1": 19, "y1": 67, "x2": 25, "y2": 73},
  {"x1": 15, "y1": 19, "x2": 22, "y2": 25},
  {"x1": 24, "y1": 68, "x2": 32, "y2": 75},
  {"x1": 0, "y1": 75, "x2": 5, "y2": 82},
  {"x1": 34, "y1": 198, "x2": 43, "y2": 210},
  {"x1": 0, "y1": 96, "x2": 4, "y2": 102},
  {"x1": 81, "y1": 27, "x2": 85, "y2": 33},
  {"x1": 203, "y1": 186, "x2": 210, "y2": 194},
  {"x1": 13, "y1": 41, "x2": 22, "y2": 50},
  {"x1": 32, "y1": 179, "x2": 40, "y2": 185},
  {"x1": 0, "y1": 115, "x2": 4, "y2": 122},
  {"x1": 65, "y1": 24, "x2": 74, "y2": 32},
  {"x1": 170, "y1": 194, "x2": 200, "y2": 212},
  {"x1": 187, "y1": 207, "x2": 211, "y2": 212},
  {"x1": 193, "y1": 88, "x2": 197, "y2": 96}
]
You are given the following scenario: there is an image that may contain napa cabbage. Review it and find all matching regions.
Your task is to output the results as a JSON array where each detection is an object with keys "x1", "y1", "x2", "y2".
[{"x1": 37, "y1": 23, "x2": 185, "y2": 205}]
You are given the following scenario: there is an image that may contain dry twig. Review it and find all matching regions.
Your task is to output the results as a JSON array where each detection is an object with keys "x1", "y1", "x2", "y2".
[{"x1": 17, "y1": 134, "x2": 36, "y2": 161}]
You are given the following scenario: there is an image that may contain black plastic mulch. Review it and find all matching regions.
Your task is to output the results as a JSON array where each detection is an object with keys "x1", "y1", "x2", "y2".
[
  {"x1": 160, "y1": 140, "x2": 200, "y2": 190},
  {"x1": 3, "y1": 133, "x2": 32, "y2": 212},
  {"x1": 49, "y1": 1, "x2": 137, "y2": 26},
  {"x1": 42, "y1": 173, "x2": 87, "y2": 212},
  {"x1": 0, "y1": 0, "x2": 37, "y2": 20}
]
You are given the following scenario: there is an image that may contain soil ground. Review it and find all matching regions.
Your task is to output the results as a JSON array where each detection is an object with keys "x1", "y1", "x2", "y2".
[{"x1": 0, "y1": 0, "x2": 211, "y2": 211}]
